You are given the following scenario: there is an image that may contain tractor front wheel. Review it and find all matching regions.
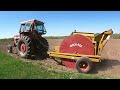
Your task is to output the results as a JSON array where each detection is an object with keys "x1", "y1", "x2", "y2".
[{"x1": 76, "y1": 57, "x2": 93, "y2": 73}]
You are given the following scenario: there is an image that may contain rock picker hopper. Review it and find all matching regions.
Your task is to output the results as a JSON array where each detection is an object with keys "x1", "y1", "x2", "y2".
[{"x1": 7, "y1": 19, "x2": 113, "y2": 73}]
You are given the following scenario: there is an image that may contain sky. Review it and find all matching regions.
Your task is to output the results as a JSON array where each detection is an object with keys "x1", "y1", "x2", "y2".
[{"x1": 0, "y1": 11, "x2": 120, "y2": 39}]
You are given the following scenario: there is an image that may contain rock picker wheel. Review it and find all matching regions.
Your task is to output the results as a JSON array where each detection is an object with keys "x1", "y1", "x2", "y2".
[
  {"x1": 76, "y1": 57, "x2": 93, "y2": 73},
  {"x1": 17, "y1": 36, "x2": 31, "y2": 58}
]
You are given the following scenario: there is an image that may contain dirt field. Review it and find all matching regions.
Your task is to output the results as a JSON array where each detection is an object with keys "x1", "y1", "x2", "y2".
[{"x1": 1, "y1": 39, "x2": 120, "y2": 78}]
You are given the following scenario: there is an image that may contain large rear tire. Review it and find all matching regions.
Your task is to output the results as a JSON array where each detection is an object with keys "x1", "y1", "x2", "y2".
[
  {"x1": 17, "y1": 36, "x2": 31, "y2": 59},
  {"x1": 40, "y1": 37, "x2": 49, "y2": 53},
  {"x1": 38, "y1": 37, "x2": 49, "y2": 59}
]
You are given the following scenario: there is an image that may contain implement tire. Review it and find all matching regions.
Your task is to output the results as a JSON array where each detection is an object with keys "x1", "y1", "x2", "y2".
[{"x1": 76, "y1": 57, "x2": 93, "y2": 73}]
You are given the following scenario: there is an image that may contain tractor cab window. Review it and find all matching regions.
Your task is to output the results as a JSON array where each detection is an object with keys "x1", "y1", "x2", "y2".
[
  {"x1": 20, "y1": 22, "x2": 32, "y2": 32},
  {"x1": 24, "y1": 22, "x2": 32, "y2": 31},
  {"x1": 20, "y1": 24, "x2": 25, "y2": 31},
  {"x1": 34, "y1": 24, "x2": 46, "y2": 33},
  {"x1": 37, "y1": 25, "x2": 44, "y2": 31}
]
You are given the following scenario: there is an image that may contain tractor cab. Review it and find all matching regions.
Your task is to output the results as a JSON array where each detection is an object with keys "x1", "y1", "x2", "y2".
[
  {"x1": 20, "y1": 19, "x2": 46, "y2": 35},
  {"x1": 14, "y1": 19, "x2": 47, "y2": 46}
]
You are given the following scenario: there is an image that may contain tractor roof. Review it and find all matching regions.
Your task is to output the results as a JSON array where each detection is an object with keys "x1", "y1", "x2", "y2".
[{"x1": 20, "y1": 19, "x2": 44, "y2": 25}]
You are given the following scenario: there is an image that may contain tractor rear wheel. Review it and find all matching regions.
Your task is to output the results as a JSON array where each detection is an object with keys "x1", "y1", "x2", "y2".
[
  {"x1": 76, "y1": 57, "x2": 93, "y2": 73},
  {"x1": 38, "y1": 37, "x2": 49, "y2": 59},
  {"x1": 17, "y1": 36, "x2": 31, "y2": 58},
  {"x1": 40, "y1": 37, "x2": 49, "y2": 53}
]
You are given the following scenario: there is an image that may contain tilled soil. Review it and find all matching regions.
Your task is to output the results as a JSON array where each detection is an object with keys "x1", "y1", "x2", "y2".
[
  {"x1": 95, "y1": 39, "x2": 120, "y2": 78},
  {"x1": 1, "y1": 39, "x2": 120, "y2": 78}
]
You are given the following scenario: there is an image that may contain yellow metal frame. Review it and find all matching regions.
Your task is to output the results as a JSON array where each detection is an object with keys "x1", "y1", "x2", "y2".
[
  {"x1": 49, "y1": 46, "x2": 101, "y2": 63},
  {"x1": 48, "y1": 52, "x2": 101, "y2": 62},
  {"x1": 71, "y1": 31, "x2": 95, "y2": 41},
  {"x1": 95, "y1": 29, "x2": 113, "y2": 55}
]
